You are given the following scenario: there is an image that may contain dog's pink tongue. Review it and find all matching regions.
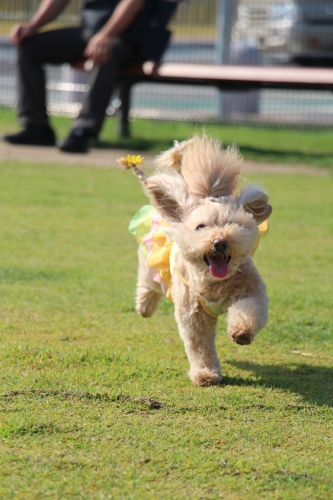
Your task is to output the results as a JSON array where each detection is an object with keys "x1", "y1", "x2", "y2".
[{"x1": 207, "y1": 255, "x2": 229, "y2": 279}]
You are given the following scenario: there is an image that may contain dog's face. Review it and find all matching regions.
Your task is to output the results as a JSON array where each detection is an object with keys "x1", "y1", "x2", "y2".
[
  {"x1": 141, "y1": 140, "x2": 272, "y2": 282},
  {"x1": 174, "y1": 197, "x2": 258, "y2": 280}
]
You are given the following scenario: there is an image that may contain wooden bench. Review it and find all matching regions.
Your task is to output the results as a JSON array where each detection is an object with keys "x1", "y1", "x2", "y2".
[{"x1": 118, "y1": 62, "x2": 333, "y2": 137}]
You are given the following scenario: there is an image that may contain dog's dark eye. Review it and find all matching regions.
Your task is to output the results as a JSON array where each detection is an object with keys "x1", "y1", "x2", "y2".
[{"x1": 196, "y1": 224, "x2": 206, "y2": 230}]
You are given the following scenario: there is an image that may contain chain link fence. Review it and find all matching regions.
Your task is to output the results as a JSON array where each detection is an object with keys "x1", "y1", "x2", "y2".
[{"x1": 1, "y1": 0, "x2": 333, "y2": 127}]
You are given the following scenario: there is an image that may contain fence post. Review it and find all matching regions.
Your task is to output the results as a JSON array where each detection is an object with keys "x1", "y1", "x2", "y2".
[{"x1": 216, "y1": 0, "x2": 233, "y2": 119}]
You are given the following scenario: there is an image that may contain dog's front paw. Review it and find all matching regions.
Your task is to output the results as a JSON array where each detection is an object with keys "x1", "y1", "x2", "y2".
[
  {"x1": 229, "y1": 327, "x2": 254, "y2": 345},
  {"x1": 190, "y1": 368, "x2": 222, "y2": 387}
]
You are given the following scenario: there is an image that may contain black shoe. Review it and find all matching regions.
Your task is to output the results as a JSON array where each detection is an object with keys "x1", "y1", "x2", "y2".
[
  {"x1": 58, "y1": 128, "x2": 90, "y2": 153},
  {"x1": 3, "y1": 125, "x2": 56, "y2": 146}
]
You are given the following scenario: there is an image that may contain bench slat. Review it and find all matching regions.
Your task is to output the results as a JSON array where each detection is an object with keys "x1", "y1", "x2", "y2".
[{"x1": 121, "y1": 63, "x2": 333, "y2": 91}]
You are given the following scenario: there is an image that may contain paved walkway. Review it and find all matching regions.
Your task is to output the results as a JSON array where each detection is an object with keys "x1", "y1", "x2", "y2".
[{"x1": 0, "y1": 141, "x2": 329, "y2": 176}]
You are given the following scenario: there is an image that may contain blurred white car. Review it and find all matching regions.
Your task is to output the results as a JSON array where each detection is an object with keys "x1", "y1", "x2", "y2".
[{"x1": 233, "y1": 0, "x2": 333, "y2": 66}]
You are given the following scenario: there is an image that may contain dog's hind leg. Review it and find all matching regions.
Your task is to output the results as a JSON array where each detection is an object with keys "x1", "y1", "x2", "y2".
[
  {"x1": 136, "y1": 284, "x2": 162, "y2": 318},
  {"x1": 135, "y1": 250, "x2": 163, "y2": 318}
]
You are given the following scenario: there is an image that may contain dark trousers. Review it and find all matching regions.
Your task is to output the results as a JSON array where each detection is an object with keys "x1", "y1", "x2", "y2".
[{"x1": 17, "y1": 27, "x2": 138, "y2": 136}]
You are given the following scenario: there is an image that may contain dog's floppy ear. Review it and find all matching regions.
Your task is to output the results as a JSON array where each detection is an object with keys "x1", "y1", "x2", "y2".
[
  {"x1": 238, "y1": 185, "x2": 272, "y2": 224},
  {"x1": 143, "y1": 172, "x2": 189, "y2": 223},
  {"x1": 154, "y1": 139, "x2": 193, "y2": 172}
]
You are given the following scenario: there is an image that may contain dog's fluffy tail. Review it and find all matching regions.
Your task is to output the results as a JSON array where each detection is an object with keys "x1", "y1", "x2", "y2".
[{"x1": 155, "y1": 134, "x2": 242, "y2": 199}]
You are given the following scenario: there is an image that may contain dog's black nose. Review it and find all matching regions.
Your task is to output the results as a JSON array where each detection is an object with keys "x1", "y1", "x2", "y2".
[{"x1": 213, "y1": 238, "x2": 228, "y2": 254}]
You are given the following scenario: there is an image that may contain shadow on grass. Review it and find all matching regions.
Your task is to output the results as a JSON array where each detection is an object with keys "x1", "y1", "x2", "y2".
[
  {"x1": 93, "y1": 138, "x2": 161, "y2": 152},
  {"x1": 225, "y1": 360, "x2": 333, "y2": 407},
  {"x1": 0, "y1": 266, "x2": 69, "y2": 282},
  {"x1": 93, "y1": 140, "x2": 333, "y2": 167},
  {"x1": 235, "y1": 146, "x2": 333, "y2": 167}
]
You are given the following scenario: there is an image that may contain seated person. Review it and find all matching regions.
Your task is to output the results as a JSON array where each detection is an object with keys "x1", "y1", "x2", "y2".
[{"x1": 3, "y1": 0, "x2": 177, "y2": 153}]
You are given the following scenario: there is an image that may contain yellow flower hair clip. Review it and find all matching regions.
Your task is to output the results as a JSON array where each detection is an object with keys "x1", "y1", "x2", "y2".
[
  {"x1": 117, "y1": 154, "x2": 144, "y2": 170},
  {"x1": 117, "y1": 154, "x2": 146, "y2": 180}
]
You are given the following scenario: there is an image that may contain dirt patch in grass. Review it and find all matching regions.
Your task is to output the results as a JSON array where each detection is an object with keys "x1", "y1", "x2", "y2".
[{"x1": 0, "y1": 142, "x2": 330, "y2": 176}]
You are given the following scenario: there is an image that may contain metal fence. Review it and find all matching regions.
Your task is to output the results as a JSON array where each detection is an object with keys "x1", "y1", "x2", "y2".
[{"x1": 1, "y1": 0, "x2": 333, "y2": 127}]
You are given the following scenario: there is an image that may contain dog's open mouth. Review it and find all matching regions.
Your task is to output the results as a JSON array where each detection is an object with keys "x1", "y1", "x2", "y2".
[{"x1": 204, "y1": 254, "x2": 231, "y2": 279}]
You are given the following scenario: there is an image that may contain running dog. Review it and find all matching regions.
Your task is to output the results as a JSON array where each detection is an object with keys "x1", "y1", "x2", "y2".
[{"x1": 121, "y1": 134, "x2": 272, "y2": 386}]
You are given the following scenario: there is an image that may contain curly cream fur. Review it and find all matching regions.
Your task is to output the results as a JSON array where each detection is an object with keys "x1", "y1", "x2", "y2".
[
  {"x1": 133, "y1": 134, "x2": 272, "y2": 386},
  {"x1": 154, "y1": 135, "x2": 242, "y2": 200},
  {"x1": 154, "y1": 139, "x2": 193, "y2": 172}
]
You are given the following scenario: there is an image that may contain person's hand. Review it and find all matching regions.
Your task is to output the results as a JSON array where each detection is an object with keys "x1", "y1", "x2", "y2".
[
  {"x1": 10, "y1": 23, "x2": 37, "y2": 46},
  {"x1": 83, "y1": 32, "x2": 114, "y2": 65},
  {"x1": 70, "y1": 60, "x2": 87, "y2": 70},
  {"x1": 70, "y1": 59, "x2": 95, "y2": 71}
]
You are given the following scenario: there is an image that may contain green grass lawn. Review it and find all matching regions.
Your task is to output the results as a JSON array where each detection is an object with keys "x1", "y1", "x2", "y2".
[
  {"x1": 2, "y1": 107, "x2": 333, "y2": 170},
  {"x1": 0, "y1": 153, "x2": 332, "y2": 499}
]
